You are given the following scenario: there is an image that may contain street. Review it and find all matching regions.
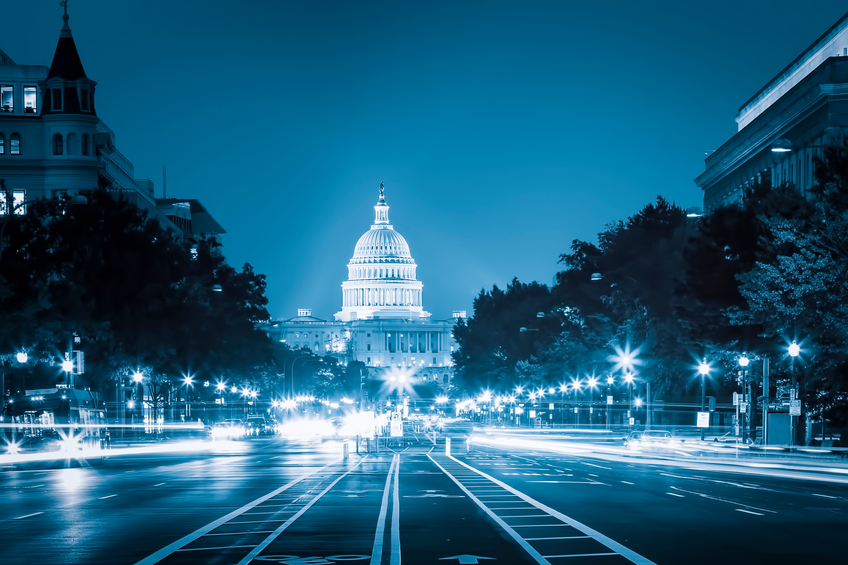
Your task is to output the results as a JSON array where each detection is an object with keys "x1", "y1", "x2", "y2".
[{"x1": 2, "y1": 437, "x2": 847, "y2": 564}]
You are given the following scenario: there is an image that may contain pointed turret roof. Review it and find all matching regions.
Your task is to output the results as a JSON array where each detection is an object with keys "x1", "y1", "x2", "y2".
[{"x1": 46, "y1": 2, "x2": 87, "y2": 80}]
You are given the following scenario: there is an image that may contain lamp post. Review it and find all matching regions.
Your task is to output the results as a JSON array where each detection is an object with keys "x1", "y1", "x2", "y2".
[
  {"x1": 698, "y1": 359, "x2": 710, "y2": 441},
  {"x1": 606, "y1": 376, "x2": 613, "y2": 428},
  {"x1": 788, "y1": 341, "x2": 800, "y2": 447},
  {"x1": 738, "y1": 356, "x2": 749, "y2": 441},
  {"x1": 571, "y1": 378, "x2": 582, "y2": 426},
  {"x1": 586, "y1": 376, "x2": 598, "y2": 428},
  {"x1": 624, "y1": 372, "x2": 634, "y2": 427},
  {"x1": 559, "y1": 384, "x2": 567, "y2": 426},
  {"x1": 183, "y1": 375, "x2": 194, "y2": 420}
]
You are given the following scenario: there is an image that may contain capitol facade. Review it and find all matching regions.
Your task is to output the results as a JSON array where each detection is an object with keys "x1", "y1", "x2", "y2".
[{"x1": 265, "y1": 184, "x2": 461, "y2": 392}]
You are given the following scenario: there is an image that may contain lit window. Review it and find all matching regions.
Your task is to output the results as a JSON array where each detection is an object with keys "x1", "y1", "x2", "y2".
[
  {"x1": 10, "y1": 133, "x2": 20, "y2": 155},
  {"x1": 51, "y1": 88, "x2": 62, "y2": 110},
  {"x1": 24, "y1": 86, "x2": 36, "y2": 113},
  {"x1": 1, "y1": 85, "x2": 12, "y2": 112},
  {"x1": 0, "y1": 190, "x2": 26, "y2": 216},
  {"x1": 80, "y1": 89, "x2": 90, "y2": 111},
  {"x1": 52, "y1": 133, "x2": 63, "y2": 155}
]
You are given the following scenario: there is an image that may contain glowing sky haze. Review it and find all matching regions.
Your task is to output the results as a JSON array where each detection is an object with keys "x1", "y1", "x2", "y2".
[{"x1": 2, "y1": 1, "x2": 845, "y2": 319}]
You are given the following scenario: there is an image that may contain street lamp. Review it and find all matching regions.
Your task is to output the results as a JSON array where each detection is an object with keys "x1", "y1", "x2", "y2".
[
  {"x1": 624, "y1": 372, "x2": 634, "y2": 426},
  {"x1": 586, "y1": 376, "x2": 598, "y2": 427},
  {"x1": 571, "y1": 378, "x2": 582, "y2": 426},
  {"x1": 605, "y1": 376, "x2": 614, "y2": 428},
  {"x1": 698, "y1": 359, "x2": 710, "y2": 441},
  {"x1": 738, "y1": 356, "x2": 749, "y2": 441},
  {"x1": 183, "y1": 375, "x2": 194, "y2": 420},
  {"x1": 788, "y1": 341, "x2": 800, "y2": 447}
]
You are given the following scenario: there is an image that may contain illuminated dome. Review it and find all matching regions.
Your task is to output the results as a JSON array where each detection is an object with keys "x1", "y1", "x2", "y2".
[{"x1": 335, "y1": 183, "x2": 430, "y2": 322}]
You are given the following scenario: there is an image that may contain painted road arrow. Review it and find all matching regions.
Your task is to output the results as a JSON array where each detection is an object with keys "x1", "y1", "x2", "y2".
[{"x1": 439, "y1": 555, "x2": 495, "y2": 564}]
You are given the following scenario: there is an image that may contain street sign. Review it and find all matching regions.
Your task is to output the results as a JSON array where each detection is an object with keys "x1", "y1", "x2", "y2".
[
  {"x1": 696, "y1": 411, "x2": 710, "y2": 428},
  {"x1": 790, "y1": 400, "x2": 801, "y2": 416},
  {"x1": 607, "y1": 395, "x2": 613, "y2": 405},
  {"x1": 573, "y1": 407, "x2": 578, "y2": 413},
  {"x1": 629, "y1": 417, "x2": 635, "y2": 426},
  {"x1": 529, "y1": 410, "x2": 536, "y2": 418},
  {"x1": 390, "y1": 412, "x2": 403, "y2": 437},
  {"x1": 549, "y1": 403, "x2": 554, "y2": 410},
  {"x1": 740, "y1": 402, "x2": 747, "y2": 413},
  {"x1": 732, "y1": 392, "x2": 739, "y2": 406}
]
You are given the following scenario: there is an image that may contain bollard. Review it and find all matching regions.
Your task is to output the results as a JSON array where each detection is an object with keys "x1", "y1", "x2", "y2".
[
  {"x1": 445, "y1": 436, "x2": 451, "y2": 455},
  {"x1": 343, "y1": 439, "x2": 349, "y2": 459}
]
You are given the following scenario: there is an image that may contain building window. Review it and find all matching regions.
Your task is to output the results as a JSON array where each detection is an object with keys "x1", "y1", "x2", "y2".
[
  {"x1": 10, "y1": 133, "x2": 20, "y2": 155},
  {"x1": 0, "y1": 133, "x2": 4, "y2": 154},
  {"x1": 367, "y1": 343, "x2": 371, "y2": 351},
  {"x1": 1, "y1": 85, "x2": 12, "y2": 112},
  {"x1": 81, "y1": 133, "x2": 89, "y2": 156},
  {"x1": 67, "y1": 132, "x2": 78, "y2": 155},
  {"x1": 0, "y1": 190, "x2": 26, "y2": 216},
  {"x1": 80, "y1": 89, "x2": 90, "y2": 111},
  {"x1": 367, "y1": 357, "x2": 371, "y2": 364},
  {"x1": 51, "y1": 88, "x2": 62, "y2": 110},
  {"x1": 24, "y1": 86, "x2": 36, "y2": 113},
  {"x1": 52, "y1": 133, "x2": 63, "y2": 155}
]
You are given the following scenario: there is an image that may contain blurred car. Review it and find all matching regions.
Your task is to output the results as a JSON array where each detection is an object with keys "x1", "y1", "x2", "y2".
[
  {"x1": 625, "y1": 430, "x2": 676, "y2": 450},
  {"x1": 4, "y1": 432, "x2": 84, "y2": 455},
  {"x1": 245, "y1": 416, "x2": 273, "y2": 437},
  {"x1": 211, "y1": 419, "x2": 246, "y2": 439}
]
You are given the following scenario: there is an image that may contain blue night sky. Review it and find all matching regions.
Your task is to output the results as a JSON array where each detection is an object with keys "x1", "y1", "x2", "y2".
[{"x1": 3, "y1": 1, "x2": 846, "y2": 320}]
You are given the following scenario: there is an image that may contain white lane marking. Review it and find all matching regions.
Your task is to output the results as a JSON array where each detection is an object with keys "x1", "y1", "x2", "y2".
[
  {"x1": 501, "y1": 514, "x2": 552, "y2": 518},
  {"x1": 512, "y1": 524, "x2": 569, "y2": 528},
  {"x1": 14, "y1": 512, "x2": 44, "y2": 520},
  {"x1": 371, "y1": 454, "x2": 398, "y2": 565},
  {"x1": 203, "y1": 530, "x2": 275, "y2": 537},
  {"x1": 448, "y1": 454, "x2": 656, "y2": 565},
  {"x1": 99, "y1": 494, "x2": 118, "y2": 499},
  {"x1": 134, "y1": 459, "x2": 342, "y2": 565},
  {"x1": 621, "y1": 481, "x2": 634, "y2": 485},
  {"x1": 544, "y1": 553, "x2": 618, "y2": 558},
  {"x1": 526, "y1": 536, "x2": 590, "y2": 541},
  {"x1": 670, "y1": 486, "x2": 777, "y2": 514},
  {"x1": 812, "y1": 493, "x2": 837, "y2": 499},
  {"x1": 527, "y1": 481, "x2": 602, "y2": 484},
  {"x1": 153, "y1": 483, "x2": 166, "y2": 487},
  {"x1": 581, "y1": 462, "x2": 611, "y2": 470},
  {"x1": 178, "y1": 545, "x2": 255, "y2": 552},
  {"x1": 391, "y1": 452, "x2": 401, "y2": 565},
  {"x1": 736, "y1": 509, "x2": 764, "y2": 516},
  {"x1": 236, "y1": 459, "x2": 366, "y2": 565},
  {"x1": 429, "y1": 454, "x2": 552, "y2": 564},
  {"x1": 667, "y1": 493, "x2": 684, "y2": 498}
]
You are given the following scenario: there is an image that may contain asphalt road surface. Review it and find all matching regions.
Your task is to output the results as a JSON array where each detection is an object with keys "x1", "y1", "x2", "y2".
[{"x1": 2, "y1": 438, "x2": 846, "y2": 564}]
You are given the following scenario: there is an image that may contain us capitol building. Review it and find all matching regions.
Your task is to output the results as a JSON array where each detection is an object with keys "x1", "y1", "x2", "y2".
[{"x1": 264, "y1": 184, "x2": 462, "y2": 391}]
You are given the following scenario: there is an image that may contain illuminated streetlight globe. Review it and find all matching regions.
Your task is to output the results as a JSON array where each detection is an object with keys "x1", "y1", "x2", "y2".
[
  {"x1": 548, "y1": 387, "x2": 555, "y2": 394},
  {"x1": 559, "y1": 384, "x2": 567, "y2": 393},
  {"x1": 133, "y1": 371, "x2": 143, "y2": 383},
  {"x1": 698, "y1": 360, "x2": 710, "y2": 376},
  {"x1": 788, "y1": 341, "x2": 800, "y2": 357},
  {"x1": 587, "y1": 377, "x2": 598, "y2": 389},
  {"x1": 216, "y1": 382, "x2": 226, "y2": 391},
  {"x1": 184, "y1": 375, "x2": 194, "y2": 386},
  {"x1": 231, "y1": 386, "x2": 239, "y2": 393},
  {"x1": 634, "y1": 398, "x2": 643, "y2": 407},
  {"x1": 607, "y1": 376, "x2": 614, "y2": 385},
  {"x1": 624, "y1": 373, "x2": 634, "y2": 384},
  {"x1": 62, "y1": 359, "x2": 73, "y2": 372},
  {"x1": 16, "y1": 352, "x2": 28, "y2": 363},
  {"x1": 739, "y1": 356, "x2": 749, "y2": 368}
]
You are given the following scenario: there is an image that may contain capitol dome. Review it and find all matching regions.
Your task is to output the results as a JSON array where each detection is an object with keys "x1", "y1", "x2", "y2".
[{"x1": 335, "y1": 183, "x2": 430, "y2": 322}]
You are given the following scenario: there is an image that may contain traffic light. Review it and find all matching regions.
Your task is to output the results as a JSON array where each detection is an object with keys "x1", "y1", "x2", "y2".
[
  {"x1": 737, "y1": 370, "x2": 743, "y2": 386},
  {"x1": 708, "y1": 396, "x2": 716, "y2": 412}
]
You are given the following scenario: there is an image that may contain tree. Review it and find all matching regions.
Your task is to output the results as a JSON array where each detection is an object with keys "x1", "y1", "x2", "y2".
[{"x1": 0, "y1": 188, "x2": 277, "y2": 402}]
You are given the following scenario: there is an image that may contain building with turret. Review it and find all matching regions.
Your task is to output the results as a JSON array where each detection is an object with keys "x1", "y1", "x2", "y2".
[
  {"x1": 0, "y1": 6, "x2": 223, "y2": 246},
  {"x1": 265, "y1": 184, "x2": 461, "y2": 395}
]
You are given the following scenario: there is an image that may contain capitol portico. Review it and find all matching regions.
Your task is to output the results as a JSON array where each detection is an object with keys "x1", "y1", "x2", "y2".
[{"x1": 265, "y1": 184, "x2": 461, "y2": 392}]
